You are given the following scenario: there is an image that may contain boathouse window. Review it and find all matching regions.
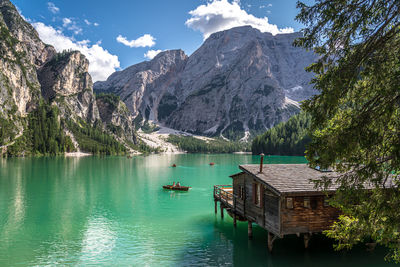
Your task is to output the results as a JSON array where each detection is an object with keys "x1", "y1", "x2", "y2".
[
  {"x1": 253, "y1": 183, "x2": 262, "y2": 207},
  {"x1": 286, "y1": 197, "x2": 293, "y2": 209},
  {"x1": 304, "y1": 197, "x2": 310, "y2": 208},
  {"x1": 310, "y1": 197, "x2": 318, "y2": 210},
  {"x1": 239, "y1": 185, "x2": 245, "y2": 200}
]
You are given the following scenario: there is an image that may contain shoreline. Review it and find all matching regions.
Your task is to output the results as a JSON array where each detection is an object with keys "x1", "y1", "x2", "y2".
[{"x1": 65, "y1": 152, "x2": 92, "y2": 157}]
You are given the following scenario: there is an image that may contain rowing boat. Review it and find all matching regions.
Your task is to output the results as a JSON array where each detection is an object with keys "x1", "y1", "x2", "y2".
[{"x1": 162, "y1": 185, "x2": 191, "y2": 191}]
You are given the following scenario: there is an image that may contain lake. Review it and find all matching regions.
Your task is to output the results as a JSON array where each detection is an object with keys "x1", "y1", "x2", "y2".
[{"x1": 0, "y1": 154, "x2": 395, "y2": 266}]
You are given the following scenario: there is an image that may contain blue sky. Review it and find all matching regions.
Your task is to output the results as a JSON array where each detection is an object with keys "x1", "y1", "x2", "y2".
[{"x1": 13, "y1": 0, "x2": 310, "y2": 81}]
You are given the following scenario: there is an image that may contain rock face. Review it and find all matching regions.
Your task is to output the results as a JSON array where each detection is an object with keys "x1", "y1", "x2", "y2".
[
  {"x1": 96, "y1": 94, "x2": 137, "y2": 144},
  {"x1": 0, "y1": 0, "x2": 56, "y2": 142},
  {"x1": 38, "y1": 51, "x2": 100, "y2": 124},
  {"x1": 94, "y1": 26, "x2": 317, "y2": 140},
  {"x1": 94, "y1": 49, "x2": 188, "y2": 119},
  {"x1": 0, "y1": 0, "x2": 135, "y2": 151}
]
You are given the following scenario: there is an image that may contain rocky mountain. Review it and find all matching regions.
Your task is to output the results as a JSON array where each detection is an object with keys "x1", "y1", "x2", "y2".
[
  {"x1": 96, "y1": 93, "x2": 137, "y2": 145},
  {"x1": 38, "y1": 50, "x2": 100, "y2": 124},
  {"x1": 0, "y1": 0, "x2": 55, "y2": 142},
  {"x1": 94, "y1": 26, "x2": 317, "y2": 140},
  {"x1": 0, "y1": 0, "x2": 136, "y2": 155}
]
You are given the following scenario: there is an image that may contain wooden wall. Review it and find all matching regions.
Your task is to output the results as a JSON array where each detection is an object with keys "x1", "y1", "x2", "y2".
[
  {"x1": 232, "y1": 173, "x2": 280, "y2": 235},
  {"x1": 280, "y1": 195, "x2": 340, "y2": 235},
  {"x1": 264, "y1": 191, "x2": 280, "y2": 235}
]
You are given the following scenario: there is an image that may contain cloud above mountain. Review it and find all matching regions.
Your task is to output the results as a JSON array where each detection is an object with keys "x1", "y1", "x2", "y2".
[
  {"x1": 144, "y1": 49, "x2": 163, "y2": 59},
  {"x1": 186, "y1": 0, "x2": 293, "y2": 38},
  {"x1": 47, "y1": 2, "x2": 59, "y2": 14},
  {"x1": 116, "y1": 34, "x2": 156, "y2": 48},
  {"x1": 33, "y1": 22, "x2": 120, "y2": 82}
]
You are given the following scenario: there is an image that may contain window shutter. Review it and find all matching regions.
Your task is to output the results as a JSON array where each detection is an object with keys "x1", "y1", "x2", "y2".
[{"x1": 252, "y1": 183, "x2": 256, "y2": 204}]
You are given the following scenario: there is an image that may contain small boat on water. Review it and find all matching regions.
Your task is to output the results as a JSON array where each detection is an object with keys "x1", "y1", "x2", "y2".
[
  {"x1": 172, "y1": 164, "x2": 177, "y2": 167},
  {"x1": 209, "y1": 162, "x2": 215, "y2": 166},
  {"x1": 163, "y1": 185, "x2": 191, "y2": 191}
]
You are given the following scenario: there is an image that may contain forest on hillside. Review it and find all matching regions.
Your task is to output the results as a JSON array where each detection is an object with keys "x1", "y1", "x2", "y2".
[
  {"x1": 5, "y1": 102, "x2": 128, "y2": 156},
  {"x1": 251, "y1": 112, "x2": 311, "y2": 156},
  {"x1": 167, "y1": 135, "x2": 250, "y2": 153}
]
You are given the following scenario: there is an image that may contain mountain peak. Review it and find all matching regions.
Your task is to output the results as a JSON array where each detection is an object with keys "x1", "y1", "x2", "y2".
[{"x1": 94, "y1": 23, "x2": 317, "y2": 139}]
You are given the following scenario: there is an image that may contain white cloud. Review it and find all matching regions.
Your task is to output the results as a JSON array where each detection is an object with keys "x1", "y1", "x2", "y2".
[
  {"x1": 62, "y1": 18, "x2": 72, "y2": 27},
  {"x1": 61, "y1": 18, "x2": 82, "y2": 35},
  {"x1": 144, "y1": 49, "x2": 163, "y2": 60},
  {"x1": 47, "y1": 2, "x2": 59, "y2": 14},
  {"x1": 116, "y1": 34, "x2": 155, "y2": 48},
  {"x1": 185, "y1": 0, "x2": 293, "y2": 39},
  {"x1": 33, "y1": 22, "x2": 120, "y2": 82},
  {"x1": 84, "y1": 19, "x2": 99, "y2": 27}
]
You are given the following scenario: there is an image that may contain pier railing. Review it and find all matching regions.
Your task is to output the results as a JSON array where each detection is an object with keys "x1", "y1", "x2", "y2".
[{"x1": 214, "y1": 185, "x2": 235, "y2": 208}]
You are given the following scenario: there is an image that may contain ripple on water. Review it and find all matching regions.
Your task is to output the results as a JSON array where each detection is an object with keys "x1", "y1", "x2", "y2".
[{"x1": 0, "y1": 155, "x2": 396, "y2": 266}]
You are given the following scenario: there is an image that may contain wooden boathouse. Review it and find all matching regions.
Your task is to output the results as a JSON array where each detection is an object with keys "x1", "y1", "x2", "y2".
[{"x1": 213, "y1": 155, "x2": 340, "y2": 251}]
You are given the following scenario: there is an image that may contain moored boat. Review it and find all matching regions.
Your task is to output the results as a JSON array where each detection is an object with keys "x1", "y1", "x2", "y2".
[{"x1": 162, "y1": 185, "x2": 191, "y2": 191}]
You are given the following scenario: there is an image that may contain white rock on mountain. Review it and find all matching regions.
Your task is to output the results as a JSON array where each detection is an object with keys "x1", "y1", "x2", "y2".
[{"x1": 95, "y1": 26, "x2": 317, "y2": 140}]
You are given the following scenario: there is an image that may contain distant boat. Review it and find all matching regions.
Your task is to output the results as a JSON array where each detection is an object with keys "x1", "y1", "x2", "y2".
[
  {"x1": 210, "y1": 162, "x2": 215, "y2": 166},
  {"x1": 163, "y1": 185, "x2": 191, "y2": 191},
  {"x1": 172, "y1": 164, "x2": 177, "y2": 167}
]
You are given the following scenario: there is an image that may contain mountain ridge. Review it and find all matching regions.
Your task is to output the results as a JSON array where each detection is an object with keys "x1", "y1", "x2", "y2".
[{"x1": 94, "y1": 25, "x2": 317, "y2": 140}]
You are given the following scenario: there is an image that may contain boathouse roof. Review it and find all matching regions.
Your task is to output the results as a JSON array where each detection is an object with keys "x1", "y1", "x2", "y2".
[{"x1": 237, "y1": 164, "x2": 339, "y2": 195}]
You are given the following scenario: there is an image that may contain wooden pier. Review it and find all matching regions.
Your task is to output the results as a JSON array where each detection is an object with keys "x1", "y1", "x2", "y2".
[{"x1": 213, "y1": 157, "x2": 341, "y2": 251}]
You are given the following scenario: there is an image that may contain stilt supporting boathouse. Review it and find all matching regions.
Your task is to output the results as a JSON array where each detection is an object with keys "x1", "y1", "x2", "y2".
[{"x1": 213, "y1": 155, "x2": 342, "y2": 252}]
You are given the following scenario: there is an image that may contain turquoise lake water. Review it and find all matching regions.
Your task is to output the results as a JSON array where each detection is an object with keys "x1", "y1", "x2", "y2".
[{"x1": 0, "y1": 154, "x2": 396, "y2": 266}]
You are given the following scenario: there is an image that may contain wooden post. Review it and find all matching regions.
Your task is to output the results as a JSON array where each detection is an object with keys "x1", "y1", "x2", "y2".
[
  {"x1": 248, "y1": 221, "x2": 253, "y2": 239},
  {"x1": 233, "y1": 194, "x2": 237, "y2": 227},
  {"x1": 268, "y1": 232, "x2": 275, "y2": 252},
  {"x1": 220, "y1": 203, "x2": 224, "y2": 219},
  {"x1": 214, "y1": 200, "x2": 218, "y2": 214},
  {"x1": 304, "y1": 233, "x2": 310, "y2": 249}
]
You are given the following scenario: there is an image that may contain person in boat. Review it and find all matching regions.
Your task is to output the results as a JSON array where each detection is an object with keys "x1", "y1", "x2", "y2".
[
  {"x1": 172, "y1": 181, "x2": 176, "y2": 187},
  {"x1": 176, "y1": 181, "x2": 181, "y2": 187}
]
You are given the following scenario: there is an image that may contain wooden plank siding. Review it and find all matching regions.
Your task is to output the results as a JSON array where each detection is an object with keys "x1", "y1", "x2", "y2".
[
  {"x1": 264, "y1": 191, "x2": 280, "y2": 235},
  {"x1": 232, "y1": 172, "x2": 281, "y2": 236},
  {"x1": 226, "y1": 164, "x2": 342, "y2": 238},
  {"x1": 280, "y1": 195, "x2": 340, "y2": 235}
]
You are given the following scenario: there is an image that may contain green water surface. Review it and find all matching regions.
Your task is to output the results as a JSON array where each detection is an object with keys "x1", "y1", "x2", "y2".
[{"x1": 0, "y1": 154, "x2": 395, "y2": 266}]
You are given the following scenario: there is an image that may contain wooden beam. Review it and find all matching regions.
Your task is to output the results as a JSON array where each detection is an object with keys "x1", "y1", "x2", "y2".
[
  {"x1": 215, "y1": 200, "x2": 217, "y2": 214},
  {"x1": 304, "y1": 233, "x2": 310, "y2": 249},
  {"x1": 233, "y1": 214, "x2": 237, "y2": 227},
  {"x1": 220, "y1": 203, "x2": 224, "y2": 219},
  {"x1": 268, "y1": 232, "x2": 275, "y2": 252},
  {"x1": 248, "y1": 221, "x2": 253, "y2": 239}
]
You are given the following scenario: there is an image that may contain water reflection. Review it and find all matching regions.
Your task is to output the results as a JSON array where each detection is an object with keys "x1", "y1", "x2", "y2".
[
  {"x1": 0, "y1": 155, "x2": 394, "y2": 266},
  {"x1": 1, "y1": 160, "x2": 25, "y2": 243},
  {"x1": 80, "y1": 216, "x2": 116, "y2": 263}
]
